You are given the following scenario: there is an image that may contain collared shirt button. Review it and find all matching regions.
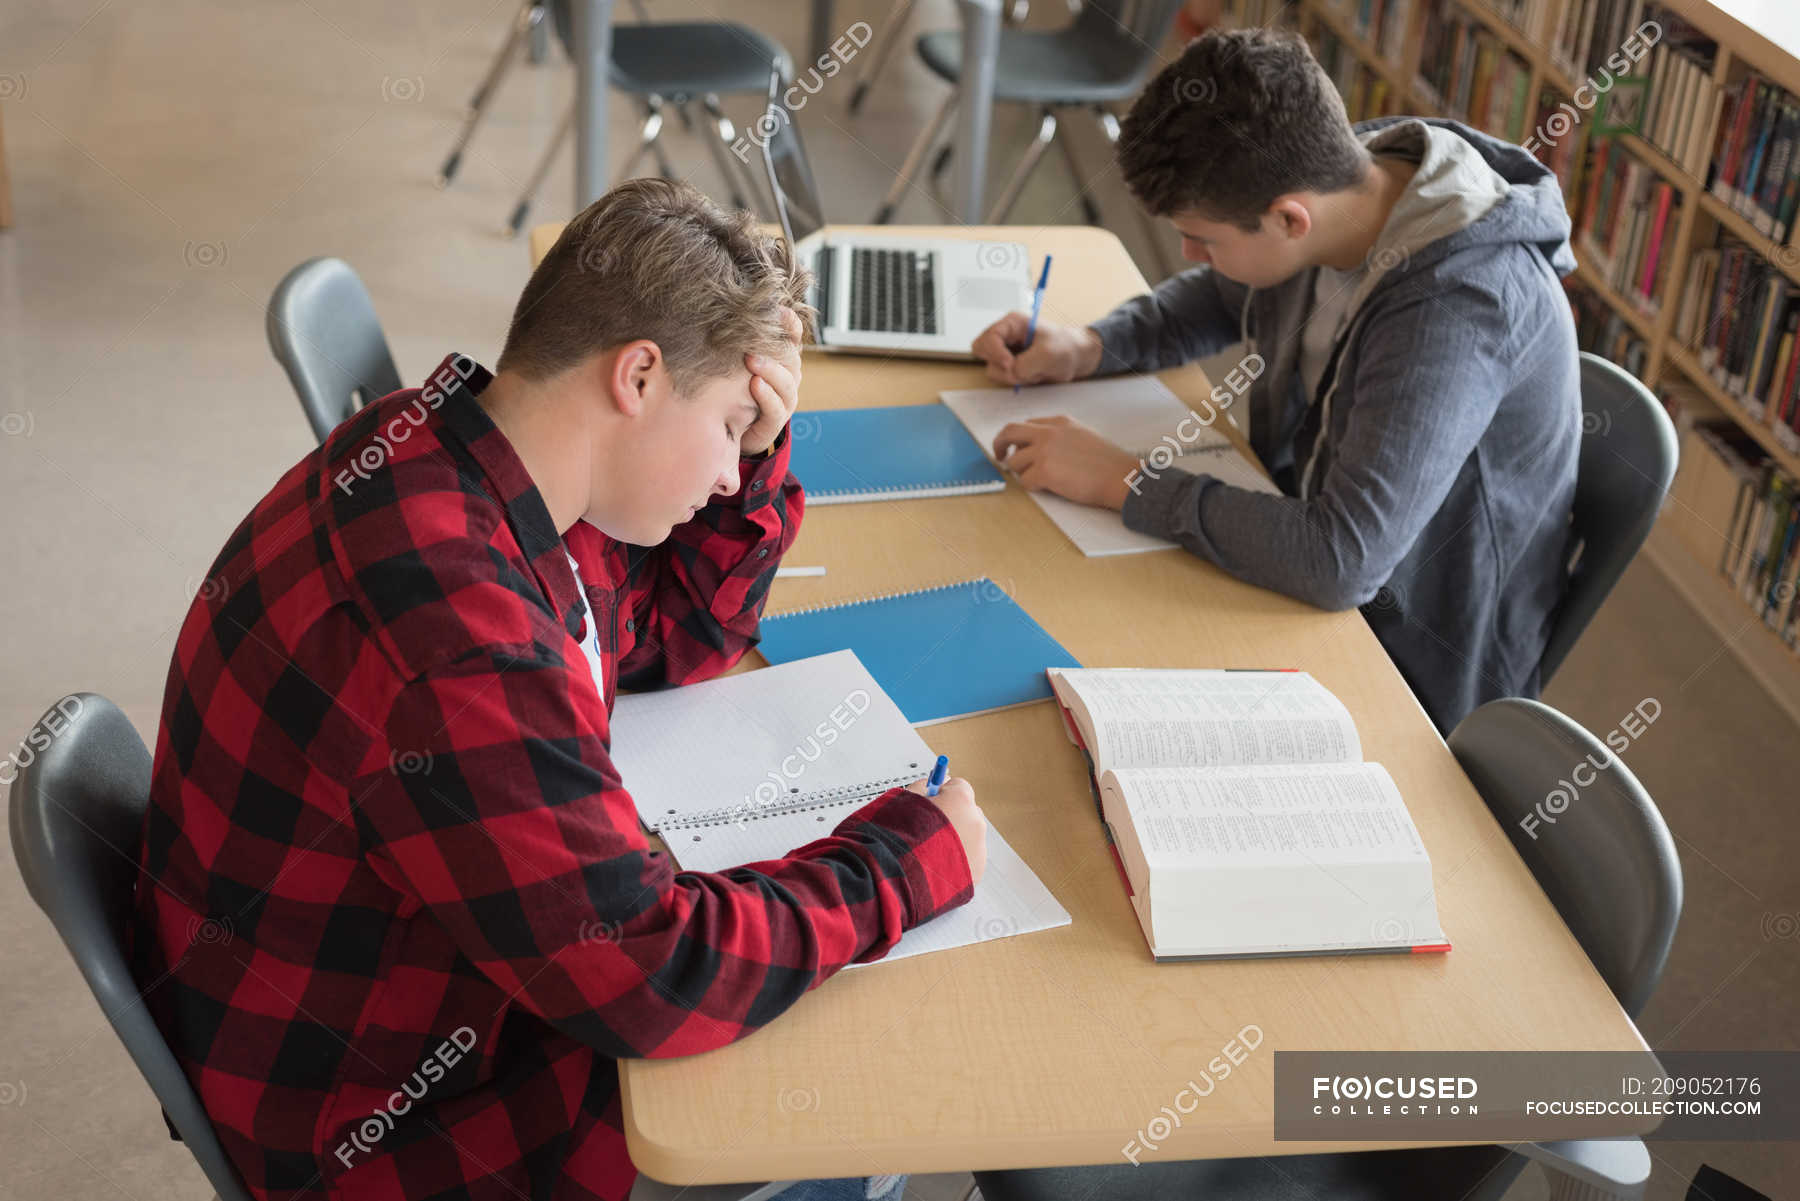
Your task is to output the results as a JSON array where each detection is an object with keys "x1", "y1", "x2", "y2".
[
  {"x1": 758, "y1": 548, "x2": 769, "y2": 558},
  {"x1": 625, "y1": 618, "x2": 634, "y2": 632},
  {"x1": 751, "y1": 479, "x2": 764, "y2": 492}
]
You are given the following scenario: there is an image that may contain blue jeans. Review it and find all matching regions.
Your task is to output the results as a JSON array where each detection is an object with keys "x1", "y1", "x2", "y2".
[{"x1": 767, "y1": 1174, "x2": 907, "y2": 1200}]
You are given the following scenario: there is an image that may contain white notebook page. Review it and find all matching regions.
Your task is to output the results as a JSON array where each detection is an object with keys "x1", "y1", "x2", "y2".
[
  {"x1": 608, "y1": 649, "x2": 934, "y2": 832},
  {"x1": 940, "y1": 376, "x2": 1280, "y2": 557}
]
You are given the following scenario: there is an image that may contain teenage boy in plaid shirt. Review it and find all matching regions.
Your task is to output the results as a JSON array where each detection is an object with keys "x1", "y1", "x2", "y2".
[{"x1": 134, "y1": 178, "x2": 988, "y2": 1201}]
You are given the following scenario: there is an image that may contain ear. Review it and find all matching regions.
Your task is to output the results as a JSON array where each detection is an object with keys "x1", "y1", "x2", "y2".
[
  {"x1": 607, "y1": 339, "x2": 664, "y2": 419},
  {"x1": 1268, "y1": 196, "x2": 1313, "y2": 240}
]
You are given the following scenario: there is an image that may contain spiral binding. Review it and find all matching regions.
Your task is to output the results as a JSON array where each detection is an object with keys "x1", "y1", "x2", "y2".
[
  {"x1": 813, "y1": 479, "x2": 1005, "y2": 501},
  {"x1": 662, "y1": 771, "x2": 921, "y2": 829},
  {"x1": 763, "y1": 575, "x2": 1004, "y2": 622}
]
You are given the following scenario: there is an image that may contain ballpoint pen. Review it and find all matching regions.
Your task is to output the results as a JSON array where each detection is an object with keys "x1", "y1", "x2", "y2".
[{"x1": 1014, "y1": 254, "x2": 1053, "y2": 395}]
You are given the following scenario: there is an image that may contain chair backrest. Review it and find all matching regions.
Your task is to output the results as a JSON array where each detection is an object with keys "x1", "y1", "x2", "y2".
[
  {"x1": 8, "y1": 694, "x2": 254, "y2": 1201},
  {"x1": 266, "y1": 257, "x2": 403, "y2": 445},
  {"x1": 1447, "y1": 697, "x2": 1682, "y2": 1018},
  {"x1": 1071, "y1": 0, "x2": 1189, "y2": 80},
  {"x1": 1540, "y1": 353, "x2": 1679, "y2": 682}
]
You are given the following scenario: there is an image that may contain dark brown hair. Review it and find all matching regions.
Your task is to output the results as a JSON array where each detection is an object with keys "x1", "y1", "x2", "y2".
[
  {"x1": 1117, "y1": 28, "x2": 1370, "y2": 230},
  {"x1": 498, "y1": 177, "x2": 814, "y2": 395}
]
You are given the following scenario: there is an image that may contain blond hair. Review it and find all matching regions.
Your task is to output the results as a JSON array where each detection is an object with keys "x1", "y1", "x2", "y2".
[{"x1": 497, "y1": 177, "x2": 814, "y2": 395}]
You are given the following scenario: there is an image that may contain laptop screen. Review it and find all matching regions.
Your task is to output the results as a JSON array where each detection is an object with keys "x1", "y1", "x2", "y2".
[{"x1": 759, "y1": 95, "x2": 825, "y2": 247}]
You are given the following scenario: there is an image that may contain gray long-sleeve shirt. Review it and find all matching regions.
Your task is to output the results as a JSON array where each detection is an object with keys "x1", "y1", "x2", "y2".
[{"x1": 1096, "y1": 118, "x2": 1582, "y2": 733}]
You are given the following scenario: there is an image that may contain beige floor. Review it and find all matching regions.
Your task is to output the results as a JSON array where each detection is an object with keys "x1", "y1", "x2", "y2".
[{"x1": 1, "y1": 2, "x2": 1795, "y2": 1199}]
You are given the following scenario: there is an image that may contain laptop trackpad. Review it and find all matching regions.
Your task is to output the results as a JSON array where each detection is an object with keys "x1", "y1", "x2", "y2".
[{"x1": 955, "y1": 276, "x2": 1024, "y2": 312}]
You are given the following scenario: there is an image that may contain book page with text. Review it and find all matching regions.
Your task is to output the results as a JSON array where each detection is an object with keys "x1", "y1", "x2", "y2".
[
  {"x1": 1052, "y1": 668, "x2": 1361, "y2": 772},
  {"x1": 1105, "y1": 764, "x2": 1426, "y2": 868}
]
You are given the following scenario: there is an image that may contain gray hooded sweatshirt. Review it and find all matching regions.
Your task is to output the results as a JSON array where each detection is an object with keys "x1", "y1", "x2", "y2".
[{"x1": 1096, "y1": 117, "x2": 1581, "y2": 734}]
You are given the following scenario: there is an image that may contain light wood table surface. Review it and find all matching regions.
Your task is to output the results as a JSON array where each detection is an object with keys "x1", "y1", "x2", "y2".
[{"x1": 528, "y1": 222, "x2": 1650, "y2": 1183}]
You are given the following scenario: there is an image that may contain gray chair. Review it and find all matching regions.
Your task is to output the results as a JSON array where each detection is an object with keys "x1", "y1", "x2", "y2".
[
  {"x1": 974, "y1": 696, "x2": 1681, "y2": 1201},
  {"x1": 9, "y1": 694, "x2": 256, "y2": 1201},
  {"x1": 266, "y1": 257, "x2": 403, "y2": 445},
  {"x1": 1540, "y1": 352, "x2": 1681, "y2": 683},
  {"x1": 873, "y1": 0, "x2": 1182, "y2": 258},
  {"x1": 440, "y1": 0, "x2": 791, "y2": 237}
]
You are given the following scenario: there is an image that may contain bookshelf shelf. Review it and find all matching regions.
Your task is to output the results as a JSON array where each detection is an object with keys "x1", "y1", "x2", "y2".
[
  {"x1": 1642, "y1": 519, "x2": 1800, "y2": 727},
  {"x1": 1664, "y1": 344, "x2": 1800, "y2": 476},
  {"x1": 1618, "y1": 133, "x2": 1698, "y2": 199},
  {"x1": 1574, "y1": 258, "x2": 1657, "y2": 335},
  {"x1": 1695, "y1": 189, "x2": 1800, "y2": 288}
]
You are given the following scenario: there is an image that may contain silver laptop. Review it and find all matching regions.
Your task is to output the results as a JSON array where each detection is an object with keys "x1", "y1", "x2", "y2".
[{"x1": 758, "y1": 98, "x2": 1029, "y2": 359}]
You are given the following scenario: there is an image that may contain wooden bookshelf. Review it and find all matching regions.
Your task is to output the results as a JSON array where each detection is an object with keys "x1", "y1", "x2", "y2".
[{"x1": 1292, "y1": 0, "x2": 1800, "y2": 703}]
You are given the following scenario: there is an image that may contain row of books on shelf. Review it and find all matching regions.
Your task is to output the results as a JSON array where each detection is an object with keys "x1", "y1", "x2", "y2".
[
  {"x1": 1666, "y1": 419, "x2": 1800, "y2": 651},
  {"x1": 1416, "y1": 2, "x2": 1533, "y2": 142},
  {"x1": 1326, "y1": 0, "x2": 1416, "y2": 64},
  {"x1": 1314, "y1": 30, "x2": 1404, "y2": 122},
  {"x1": 1550, "y1": 0, "x2": 1651, "y2": 84},
  {"x1": 1710, "y1": 74, "x2": 1800, "y2": 245},
  {"x1": 1568, "y1": 280, "x2": 1649, "y2": 376},
  {"x1": 1672, "y1": 239, "x2": 1800, "y2": 451},
  {"x1": 1636, "y1": 9, "x2": 1721, "y2": 182},
  {"x1": 1576, "y1": 140, "x2": 1682, "y2": 312},
  {"x1": 1466, "y1": 0, "x2": 1557, "y2": 44}
]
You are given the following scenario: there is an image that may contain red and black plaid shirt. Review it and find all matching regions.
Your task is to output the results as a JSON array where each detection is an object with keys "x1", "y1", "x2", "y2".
[{"x1": 133, "y1": 354, "x2": 974, "y2": 1201}]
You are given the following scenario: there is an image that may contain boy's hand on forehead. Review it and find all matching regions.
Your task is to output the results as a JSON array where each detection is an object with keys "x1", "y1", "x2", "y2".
[{"x1": 741, "y1": 306, "x2": 805, "y2": 457}]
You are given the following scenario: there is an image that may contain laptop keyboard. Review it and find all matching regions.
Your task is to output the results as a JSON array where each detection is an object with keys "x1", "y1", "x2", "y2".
[{"x1": 844, "y1": 248, "x2": 938, "y2": 335}]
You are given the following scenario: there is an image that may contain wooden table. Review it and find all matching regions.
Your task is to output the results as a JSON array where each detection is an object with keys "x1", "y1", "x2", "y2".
[{"x1": 529, "y1": 223, "x2": 1651, "y2": 1183}]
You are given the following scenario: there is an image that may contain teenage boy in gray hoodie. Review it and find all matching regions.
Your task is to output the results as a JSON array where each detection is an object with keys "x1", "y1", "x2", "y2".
[{"x1": 973, "y1": 27, "x2": 1581, "y2": 735}]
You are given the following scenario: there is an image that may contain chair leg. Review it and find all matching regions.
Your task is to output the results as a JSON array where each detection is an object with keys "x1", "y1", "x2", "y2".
[
  {"x1": 986, "y1": 107, "x2": 1059, "y2": 224},
  {"x1": 701, "y1": 95, "x2": 770, "y2": 216},
  {"x1": 1092, "y1": 104, "x2": 1178, "y2": 281},
  {"x1": 612, "y1": 97, "x2": 668, "y2": 185},
  {"x1": 697, "y1": 95, "x2": 753, "y2": 210},
  {"x1": 505, "y1": 103, "x2": 575, "y2": 238},
  {"x1": 873, "y1": 90, "x2": 958, "y2": 224},
  {"x1": 649, "y1": 99, "x2": 681, "y2": 180},
  {"x1": 444, "y1": 0, "x2": 538, "y2": 186},
  {"x1": 1052, "y1": 110, "x2": 1103, "y2": 226},
  {"x1": 847, "y1": 0, "x2": 918, "y2": 115},
  {"x1": 525, "y1": 0, "x2": 550, "y2": 65}
]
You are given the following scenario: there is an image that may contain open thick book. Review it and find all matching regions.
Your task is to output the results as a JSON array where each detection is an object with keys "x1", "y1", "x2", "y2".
[
  {"x1": 1047, "y1": 667, "x2": 1450, "y2": 961},
  {"x1": 607, "y1": 650, "x2": 1070, "y2": 965}
]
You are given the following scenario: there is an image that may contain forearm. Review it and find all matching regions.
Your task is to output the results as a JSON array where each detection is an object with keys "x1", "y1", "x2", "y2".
[
  {"x1": 1122, "y1": 469, "x2": 1385, "y2": 611},
  {"x1": 1085, "y1": 266, "x2": 1248, "y2": 376}
]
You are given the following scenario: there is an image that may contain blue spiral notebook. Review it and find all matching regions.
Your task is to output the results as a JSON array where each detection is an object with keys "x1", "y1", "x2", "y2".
[
  {"x1": 790, "y1": 404, "x2": 1006, "y2": 504},
  {"x1": 755, "y1": 577, "x2": 1082, "y2": 725}
]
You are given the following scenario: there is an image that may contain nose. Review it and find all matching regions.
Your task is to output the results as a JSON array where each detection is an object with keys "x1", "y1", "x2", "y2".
[{"x1": 713, "y1": 459, "x2": 741, "y2": 499}]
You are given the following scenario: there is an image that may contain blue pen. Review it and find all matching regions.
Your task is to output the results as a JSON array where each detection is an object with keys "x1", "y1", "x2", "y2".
[
  {"x1": 1014, "y1": 254, "x2": 1053, "y2": 395},
  {"x1": 925, "y1": 754, "x2": 949, "y2": 797}
]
